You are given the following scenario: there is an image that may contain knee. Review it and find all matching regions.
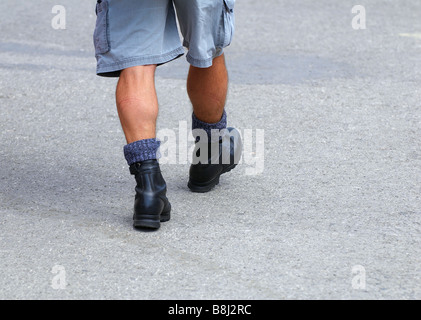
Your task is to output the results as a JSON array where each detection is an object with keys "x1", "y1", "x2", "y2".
[
  {"x1": 117, "y1": 65, "x2": 157, "y2": 98},
  {"x1": 120, "y1": 65, "x2": 157, "y2": 83}
]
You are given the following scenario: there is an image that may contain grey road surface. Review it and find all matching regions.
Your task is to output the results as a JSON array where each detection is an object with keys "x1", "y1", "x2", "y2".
[{"x1": 0, "y1": 0, "x2": 420, "y2": 299}]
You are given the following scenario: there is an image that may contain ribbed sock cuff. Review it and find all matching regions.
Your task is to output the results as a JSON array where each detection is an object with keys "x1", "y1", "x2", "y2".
[
  {"x1": 192, "y1": 110, "x2": 227, "y2": 142},
  {"x1": 123, "y1": 138, "x2": 161, "y2": 166}
]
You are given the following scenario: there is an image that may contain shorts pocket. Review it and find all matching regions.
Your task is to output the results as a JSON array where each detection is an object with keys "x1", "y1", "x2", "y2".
[
  {"x1": 93, "y1": 0, "x2": 110, "y2": 55},
  {"x1": 222, "y1": 0, "x2": 235, "y2": 47}
]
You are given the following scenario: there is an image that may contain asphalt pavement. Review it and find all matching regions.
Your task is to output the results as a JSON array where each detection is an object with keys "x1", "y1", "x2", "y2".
[{"x1": 0, "y1": 0, "x2": 420, "y2": 299}]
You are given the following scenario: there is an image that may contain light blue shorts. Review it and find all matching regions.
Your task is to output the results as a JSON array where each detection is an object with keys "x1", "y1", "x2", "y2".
[{"x1": 93, "y1": 0, "x2": 235, "y2": 77}]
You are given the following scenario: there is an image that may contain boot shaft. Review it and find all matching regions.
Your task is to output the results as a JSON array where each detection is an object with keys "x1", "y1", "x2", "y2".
[
  {"x1": 130, "y1": 159, "x2": 167, "y2": 193},
  {"x1": 129, "y1": 159, "x2": 171, "y2": 229}
]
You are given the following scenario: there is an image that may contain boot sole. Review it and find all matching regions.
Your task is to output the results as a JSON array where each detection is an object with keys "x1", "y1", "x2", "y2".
[
  {"x1": 133, "y1": 210, "x2": 171, "y2": 230},
  {"x1": 188, "y1": 164, "x2": 237, "y2": 193}
]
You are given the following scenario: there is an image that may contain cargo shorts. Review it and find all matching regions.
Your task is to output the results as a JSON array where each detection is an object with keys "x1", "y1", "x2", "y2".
[{"x1": 93, "y1": 0, "x2": 235, "y2": 77}]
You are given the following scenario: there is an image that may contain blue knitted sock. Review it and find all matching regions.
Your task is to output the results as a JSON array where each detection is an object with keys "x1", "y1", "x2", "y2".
[
  {"x1": 192, "y1": 110, "x2": 227, "y2": 142},
  {"x1": 123, "y1": 138, "x2": 161, "y2": 166}
]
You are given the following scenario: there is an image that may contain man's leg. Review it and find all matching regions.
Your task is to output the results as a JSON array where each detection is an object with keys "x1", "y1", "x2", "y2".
[
  {"x1": 116, "y1": 65, "x2": 171, "y2": 230},
  {"x1": 187, "y1": 54, "x2": 228, "y2": 124},
  {"x1": 173, "y1": 0, "x2": 241, "y2": 192},
  {"x1": 187, "y1": 54, "x2": 242, "y2": 193},
  {"x1": 93, "y1": 0, "x2": 182, "y2": 230},
  {"x1": 116, "y1": 65, "x2": 158, "y2": 143}
]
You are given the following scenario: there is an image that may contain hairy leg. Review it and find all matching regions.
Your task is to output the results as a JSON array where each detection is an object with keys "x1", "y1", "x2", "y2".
[{"x1": 187, "y1": 54, "x2": 228, "y2": 123}]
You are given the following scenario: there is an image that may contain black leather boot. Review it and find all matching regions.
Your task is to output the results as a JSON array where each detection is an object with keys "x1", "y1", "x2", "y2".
[
  {"x1": 129, "y1": 160, "x2": 171, "y2": 229},
  {"x1": 188, "y1": 127, "x2": 242, "y2": 193}
]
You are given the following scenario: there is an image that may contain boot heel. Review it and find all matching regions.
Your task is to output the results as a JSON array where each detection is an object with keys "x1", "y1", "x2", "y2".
[
  {"x1": 133, "y1": 214, "x2": 161, "y2": 229},
  {"x1": 188, "y1": 175, "x2": 220, "y2": 193}
]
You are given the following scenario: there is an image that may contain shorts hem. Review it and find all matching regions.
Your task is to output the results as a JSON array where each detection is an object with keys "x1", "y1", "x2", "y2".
[
  {"x1": 186, "y1": 49, "x2": 224, "y2": 68},
  {"x1": 96, "y1": 46, "x2": 185, "y2": 77}
]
